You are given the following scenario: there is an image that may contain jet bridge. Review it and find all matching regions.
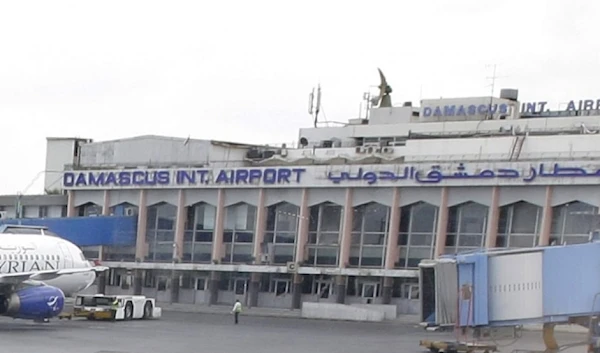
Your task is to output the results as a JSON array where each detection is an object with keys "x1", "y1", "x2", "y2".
[{"x1": 420, "y1": 241, "x2": 600, "y2": 351}]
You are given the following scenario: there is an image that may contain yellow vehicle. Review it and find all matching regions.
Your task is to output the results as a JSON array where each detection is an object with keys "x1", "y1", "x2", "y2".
[{"x1": 72, "y1": 294, "x2": 161, "y2": 321}]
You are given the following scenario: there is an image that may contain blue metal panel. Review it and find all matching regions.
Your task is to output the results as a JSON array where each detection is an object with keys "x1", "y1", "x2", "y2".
[
  {"x1": 542, "y1": 242, "x2": 600, "y2": 318},
  {"x1": 0, "y1": 216, "x2": 137, "y2": 247},
  {"x1": 456, "y1": 252, "x2": 489, "y2": 327}
]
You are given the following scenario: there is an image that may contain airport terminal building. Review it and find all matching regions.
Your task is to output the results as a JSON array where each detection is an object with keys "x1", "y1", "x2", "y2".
[{"x1": 34, "y1": 86, "x2": 600, "y2": 312}]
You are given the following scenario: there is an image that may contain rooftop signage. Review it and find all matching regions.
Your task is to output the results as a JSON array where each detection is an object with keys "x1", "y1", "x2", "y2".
[
  {"x1": 62, "y1": 163, "x2": 600, "y2": 190},
  {"x1": 423, "y1": 99, "x2": 600, "y2": 118}
]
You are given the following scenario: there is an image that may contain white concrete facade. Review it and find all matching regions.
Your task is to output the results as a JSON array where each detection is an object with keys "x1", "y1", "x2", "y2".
[{"x1": 45, "y1": 89, "x2": 600, "y2": 312}]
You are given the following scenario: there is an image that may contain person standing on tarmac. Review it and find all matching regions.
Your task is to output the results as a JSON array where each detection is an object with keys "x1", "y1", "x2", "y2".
[{"x1": 231, "y1": 299, "x2": 242, "y2": 324}]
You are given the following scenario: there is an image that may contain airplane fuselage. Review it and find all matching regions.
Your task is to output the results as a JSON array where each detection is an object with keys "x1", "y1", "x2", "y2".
[{"x1": 0, "y1": 233, "x2": 96, "y2": 296}]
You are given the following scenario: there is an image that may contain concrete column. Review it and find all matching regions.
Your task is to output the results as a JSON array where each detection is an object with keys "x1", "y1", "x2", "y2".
[
  {"x1": 434, "y1": 187, "x2": 450, "y2": 258},
  {"x1": 248, "y1": 272, "x2": 260, "y2": 308},
  {"x1": 173, "y1": 190, "x2": 186, "y2": 261},
  {"x1": 485, "y1": 186, "x2": 500, "y2": 248},
  {"x1": 211, "y1": 189, "x2": 225, "y2": 263},
  {"x1": 66, "y1": 190, "x2": 76, "y2": 217},
  {"x1": 383, "y1": 188, "x2": 400, "y2": 305},
  {"x1": 538, "y1": 185, "x2": 554, "y2": 246},
  {"x1": 133, "y1": 269, "x2": 143, "y2": 295},
  {"x1": 292, "y1": 273, "x2": 303, "y2": 309},
  {"x1": 208, "y1": 271, "x2": 220, "y2": 305},
  {"x1": 382, "y1": 277, "x2": 393, "y2": 304},
  {"x1": 335, "y1": 275, "x2": 346, "y2": 304},
  {"x1": 135, "y1": 190, "x2": 148, "y2": 262},
  {"x1": 294, "y1": 189, "x2": 309, "y2": 264},
  {"x1": 102, "y1": 190, "x2": 111, "y2": 216},
  {"x1": 96, "y1": 271, "x2": 107, "y2": 294},
  {"x1": 338, "y1": 188, "x2": 353, "y2": 268},
  {"x1": 385, "y1": 188, "x2": 401, "y2": 269},
  {"x1": 170, "y1": 271, "x2": 180, "y2": 303},
  {"x1": 252, "y1": 189, "x2": 267, "y2": 264}
]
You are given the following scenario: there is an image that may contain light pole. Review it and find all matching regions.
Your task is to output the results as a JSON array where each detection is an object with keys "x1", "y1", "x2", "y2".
[{"x1": 15, "y1": 169, "x2": 66, "y2": 219}]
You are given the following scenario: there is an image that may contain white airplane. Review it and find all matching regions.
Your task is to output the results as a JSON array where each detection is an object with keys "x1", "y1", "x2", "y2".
[{"x1": 0, "y1": 225, "x2": 107, "y2": 322}]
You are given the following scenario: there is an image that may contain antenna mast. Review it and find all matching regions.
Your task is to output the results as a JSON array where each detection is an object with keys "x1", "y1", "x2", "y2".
[
  {"x1": 484, "y1": 64, "x2": 507, "y2": 120},
  {"x1": 308, "y1": 84, "x2": 322, "y2": 128}
]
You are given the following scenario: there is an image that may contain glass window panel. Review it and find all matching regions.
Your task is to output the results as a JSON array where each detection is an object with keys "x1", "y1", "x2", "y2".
[
  {"x1": 458, "y1": 234, "x2": 483, "y2": 247},
  {"x1": 399, "y1": 206, "x2": 411, "y2": 233},
  {"x1": 495, "y1": 235, "x2": 507, "y2": 248},
  {"x1": 363, "y1": 204, "x2": 389, "y2": 233},
  {"x1": 275, "y1": 203, "x2": 299, "y2": 232},
  {"x1": 315, "y1": 247, "x2": 338, "y2": 266},
  {"x1": 447, "y1": 207, "x2": 458, "y2": 233},
  {"x1": 266, "y1": 206, "x2": 277, "y2": 232},
  {"x1": 235, "y1": 232, "x2": 254, "y2": 243},
  {"x1": 409, "y1": 233, "x2": 434, "y2": 246},
  {"x1": 509, "y1": 235, "x2": 535, "y2": 248},
  {"x1": 195, "y1": 203, "x2": 216, "y2": 230},
  {"x1": 349, "y1": 246, "x2": 361, "y2": 266},
  {"x1": 564, "y1": 202, "x2": 598, "y2": 234},
  {"x1": 563, "y1": 235, "x2": 590, "y2": 245},
  {"x1": 445, "y1": 233, "x2": 456, "y2": 246},
  {"x1": 275, "y1": 232, "x2": 295, "y2": 244},
  {"x1": 406, "y1": 247, "x2": 432, "y2": 267},
  {"x1": 352, "y1": 208, "x2": 363, "y2": 232},
  {"x1": 156, "y1": 203, "x2": 177, "y2": 230},
  {"x1": 264, "y1": 232, "x2": 274, "y2": 243},
  {"x1": 550, "y1": 205, "x2": 566, "y2": 235},
  {"x1": 309, "y1": 207, "x2": 319, "y2": 232},
  {"x1": 146, "y1": 207, "x2": 158, "y2": 230},
  {"x1": 511, "y1": 202, "x2": 540, "y2": 234},
  {"x1": 360, "y1": 246, "x2": 385, "y2": 267},
  {"x1": 411, "y1": 203, "x2": 437, "y2": 233},
  {"x1": 320, "y1": 204, "x2": 342, "y2": 232},
  {"x1": 458, "y1": 203, "x2": 488, "y2": 234},
  {"x1": 273, "y1": 244, "x2": 295, "y2": 256},
  {"x1": 497, "y1": 206, "x2": 509, "y2": 235},
  {"x1": 224, "y1": 203, "x2": 256, "y2": 231},
  {"x1": 195, "y1": 231, "x2": 213, "y2": 243},
  {"x1": 363, "y1": 233, "x2": 386, "y2": 245},
  {"x1": 398, "y1": 233, "x2": 409, "y2": 246},
  {"x1": 319, "y1": 232, "x2": 339, "y2": 245},
  {"x1": 351, "y1": 232, "x2": 361, "y2": 245}
]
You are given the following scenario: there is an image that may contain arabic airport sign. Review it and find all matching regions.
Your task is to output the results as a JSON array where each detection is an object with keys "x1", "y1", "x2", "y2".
[{"x1": 62, "y1": 163, "x2": 600, "y2": 190}]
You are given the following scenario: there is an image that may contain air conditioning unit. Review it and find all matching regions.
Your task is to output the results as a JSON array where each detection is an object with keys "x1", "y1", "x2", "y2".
[
  {"x1": 381, "y1": 147, "x2": 394, "y2": 154},
  {"x1": 286, "y1": 262, "x2": 298, "y2": 273},
  {"x1": 260, "y1": 254, "x2": 270, "y2": 263},
  {"x1": 124, "y1": 207, "x2": 135, "y2": 216},
  {"x1": 0, "y1": 211, "x2": 7, "y2": 219},
  {"x1": 355, "y1": 146, "x2": 365, "y2": 154}
]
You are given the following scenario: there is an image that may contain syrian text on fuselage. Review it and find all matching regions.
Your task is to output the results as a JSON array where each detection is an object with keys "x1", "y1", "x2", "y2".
[{"x1": 0, "y1": 260, "x2": 59, "y2": 273}]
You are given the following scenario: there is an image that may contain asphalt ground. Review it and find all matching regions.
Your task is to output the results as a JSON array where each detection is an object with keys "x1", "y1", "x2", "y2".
[{"x1": 0, "y1": 311, "x2": 590, "y2": 353}]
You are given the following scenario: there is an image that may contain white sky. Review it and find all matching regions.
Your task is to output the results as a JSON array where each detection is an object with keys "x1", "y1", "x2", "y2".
[{"x1": 0, "y1": 0, "x2": 598, "y2": 195}]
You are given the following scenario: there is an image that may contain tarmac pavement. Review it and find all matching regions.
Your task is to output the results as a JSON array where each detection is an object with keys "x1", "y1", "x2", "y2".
[{"x1": 0, "y1": 309, "x2": 590, "y2": 353}]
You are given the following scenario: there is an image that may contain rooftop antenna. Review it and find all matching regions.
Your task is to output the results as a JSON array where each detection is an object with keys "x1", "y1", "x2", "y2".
[
  {"x1": 484, "y1": 64, "x2": 507, "y2": 120},
  {"x1": 376, "y1": 68, "x2": 393, "y2": 108},
  {"x1": 308, "y1": 84, "x2": 322, "y2": 127}
]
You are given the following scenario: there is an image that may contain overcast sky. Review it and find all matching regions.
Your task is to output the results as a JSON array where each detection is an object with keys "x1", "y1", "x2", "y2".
[{"x1": 0, "y1": 0, "x2": 598, "y2": 195}]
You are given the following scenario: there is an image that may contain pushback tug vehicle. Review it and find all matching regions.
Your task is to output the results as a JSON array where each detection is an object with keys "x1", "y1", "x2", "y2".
[{"x1": 68, "y1": 294, "x2": 161, "y2": 321}]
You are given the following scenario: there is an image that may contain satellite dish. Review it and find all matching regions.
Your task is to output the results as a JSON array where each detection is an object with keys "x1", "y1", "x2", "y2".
[{"x1": 299, "y1": 137, "x2": 309, "y2": 147}]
